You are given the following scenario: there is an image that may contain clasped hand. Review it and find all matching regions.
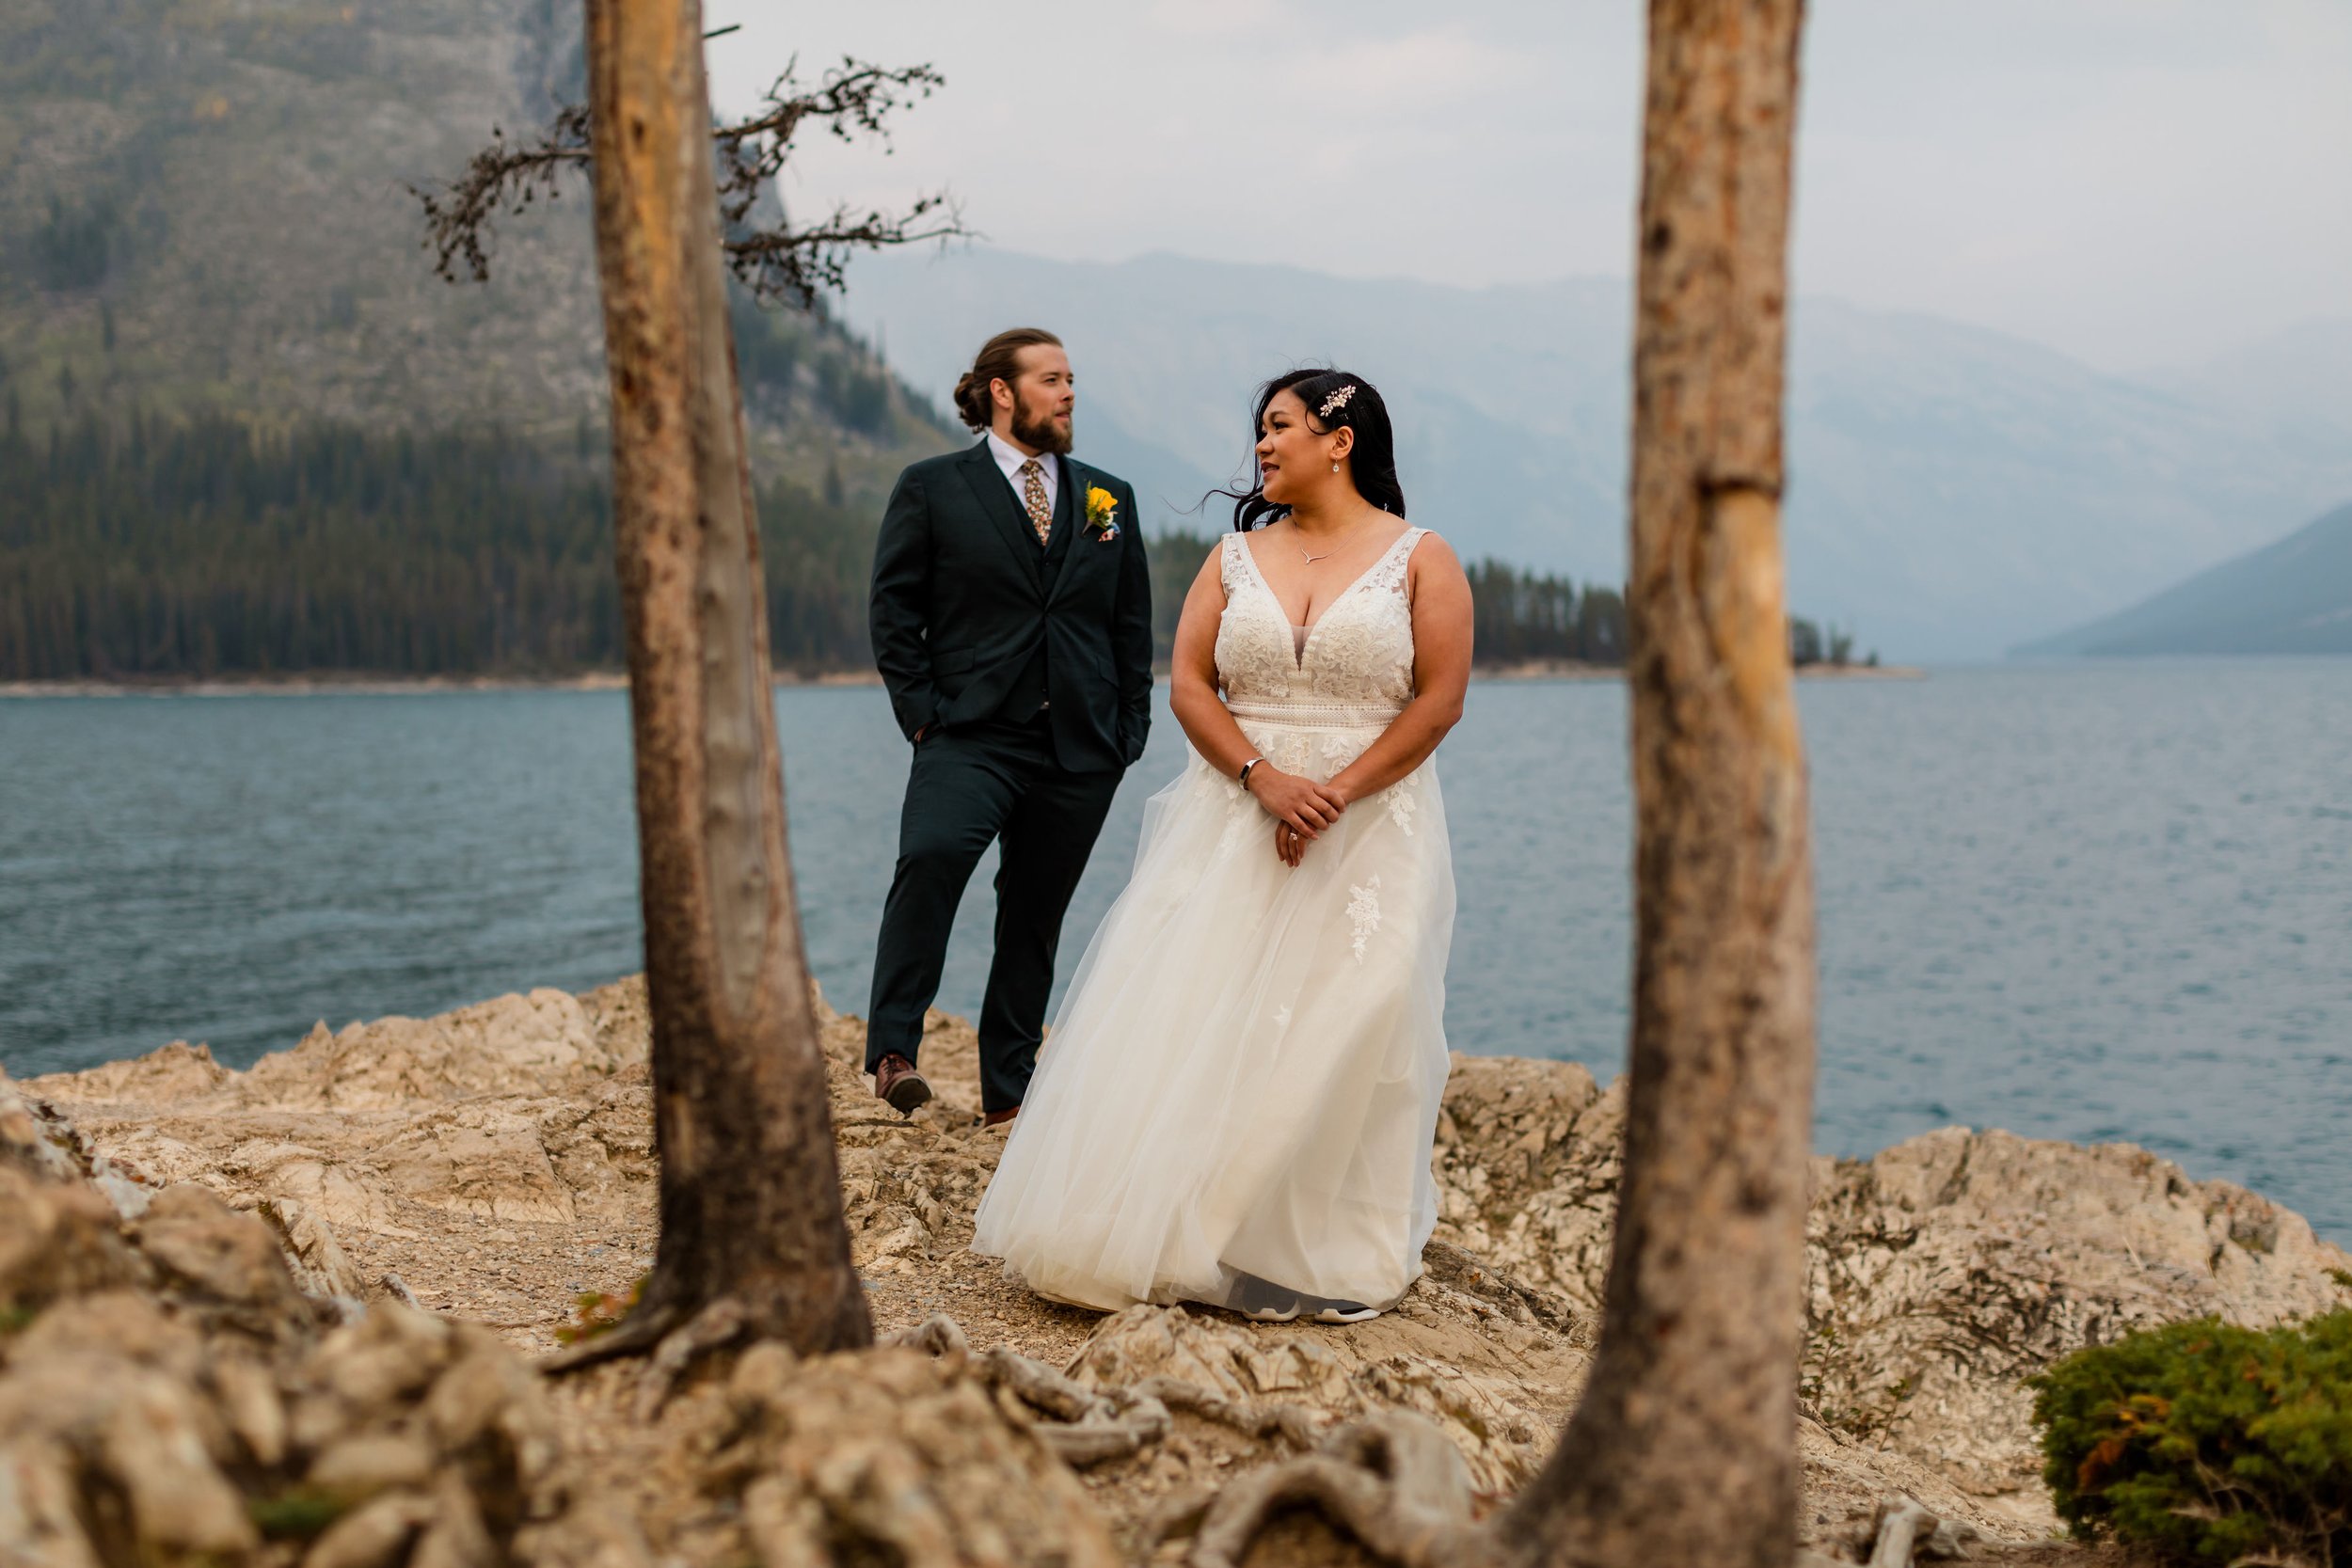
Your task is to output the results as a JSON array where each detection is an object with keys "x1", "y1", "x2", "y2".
[{"x1": 1245, "y1": 766, "x2": 1347, "y2": 868}]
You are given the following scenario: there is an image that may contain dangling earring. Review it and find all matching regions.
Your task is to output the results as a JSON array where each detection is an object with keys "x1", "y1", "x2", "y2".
[{"x1": 1330, "y1": 461, "x2": 1340, "y2": 473}]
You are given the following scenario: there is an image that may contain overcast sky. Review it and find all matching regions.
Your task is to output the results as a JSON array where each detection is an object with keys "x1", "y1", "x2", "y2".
[{"x1": 702, "y1": 1, "x2": 2352, "y2": 374}]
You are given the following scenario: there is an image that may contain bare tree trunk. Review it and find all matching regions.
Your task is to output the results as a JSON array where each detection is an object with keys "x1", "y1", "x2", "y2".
[
  {"x1": 1502, "y1": 2, "x2": 1814, "y2": 1565},
  {"x1": 575, "y1": 0, "x2": 870, "y2": 1359}
]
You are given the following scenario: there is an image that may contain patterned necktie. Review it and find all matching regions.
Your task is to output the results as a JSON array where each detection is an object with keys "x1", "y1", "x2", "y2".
[{"x1": 1019, "y1": 458, "x2": 1052, "y2": 546}]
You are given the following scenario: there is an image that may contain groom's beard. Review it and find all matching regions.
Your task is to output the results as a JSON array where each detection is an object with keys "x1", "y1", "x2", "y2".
[{"x1": 1010, "y1": 396, "x2": 1073, "y2": 456}]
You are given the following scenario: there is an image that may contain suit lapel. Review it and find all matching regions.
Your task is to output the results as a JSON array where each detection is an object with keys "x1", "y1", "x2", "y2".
[
  {"x1": 1045, "y1": 456, "x2": 1090, "y2": 607},
  {"x1": 957, "y1": 440, "x2": 1046, "y2": 597}
]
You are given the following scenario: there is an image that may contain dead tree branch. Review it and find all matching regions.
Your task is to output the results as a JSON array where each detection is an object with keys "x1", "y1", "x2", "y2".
[
  {"x1": 412, "y1": 54, "x2": 967, "y2": 304},
  {"x1": 411, "y1": 103, "x2": 593, "y2": 288}
]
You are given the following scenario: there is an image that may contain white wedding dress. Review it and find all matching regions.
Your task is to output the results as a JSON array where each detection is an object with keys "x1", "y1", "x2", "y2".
[{"x1": 970, "y1": 526, "x2": 1454, "y2": 1315}]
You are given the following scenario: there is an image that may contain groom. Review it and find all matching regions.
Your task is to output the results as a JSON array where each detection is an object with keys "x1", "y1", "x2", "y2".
[{"x1": 865, "y1": 327, "x2": 1153, "y2": 1127}]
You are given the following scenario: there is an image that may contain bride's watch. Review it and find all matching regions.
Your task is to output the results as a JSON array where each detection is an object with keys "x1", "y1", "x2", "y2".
[{"x1": 1238, "y1": 756, "x2": 1266, "y2": 791}]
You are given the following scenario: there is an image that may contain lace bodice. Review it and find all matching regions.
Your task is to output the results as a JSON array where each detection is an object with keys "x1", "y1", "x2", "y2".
[{"x1": 1216, "y1": 527, "x2": 1425, "y2": 713}]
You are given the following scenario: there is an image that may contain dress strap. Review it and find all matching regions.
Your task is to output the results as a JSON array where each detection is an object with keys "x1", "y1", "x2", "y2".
[{"x1": 1366, "y1": 526, "x2": 1428, "y2": 599}]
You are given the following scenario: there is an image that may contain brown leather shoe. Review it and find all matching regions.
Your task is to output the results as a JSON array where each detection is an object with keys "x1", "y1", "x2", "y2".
[
  {"x1": 873, "y1": 1053, "x2": 932, "y2": 1116},
  {"x1": 979, "y1": 1105, "x2": 1019, "y2": 1131}
]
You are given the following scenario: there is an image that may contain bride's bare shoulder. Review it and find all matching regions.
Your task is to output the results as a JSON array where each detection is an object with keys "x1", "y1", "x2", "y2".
[
  {"x1": 1403, "y1": 529, "x2": 1469, "y2": 608},
  {"x1": 1405, "y1": 527, "x2": 1461, "y2": 571}
]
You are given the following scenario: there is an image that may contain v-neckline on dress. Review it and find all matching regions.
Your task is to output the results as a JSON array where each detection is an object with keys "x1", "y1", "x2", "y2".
[{"x1": 1240, "y1": 526, "x2": 1419, "y2": 669}]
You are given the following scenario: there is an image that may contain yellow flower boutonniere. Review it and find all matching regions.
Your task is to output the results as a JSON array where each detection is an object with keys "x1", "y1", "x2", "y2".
[{"x1": 1084, "y1": 485, "x2": 1120, "y2": 542}]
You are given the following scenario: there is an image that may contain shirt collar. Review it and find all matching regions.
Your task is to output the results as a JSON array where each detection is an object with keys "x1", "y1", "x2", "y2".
[{"x1": 986, "y1": 429, "x2": 1053, "y2": 482}]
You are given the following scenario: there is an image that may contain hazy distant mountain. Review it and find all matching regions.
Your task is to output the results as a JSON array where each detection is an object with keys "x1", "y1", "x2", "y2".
[
  {"x1": 848, "y1": 251, "x2": 1632, "y2": 576},
  {"x1": 2147, "y1": 319, "x2": 2352, "y2": 465},
  {"x1": 12, "y1": 0, "x2": 2347, "y2": 661},
  {"x1": 838, "y1": 249, "x2": 2352, "y2": 661},
  {"x1": 2013, "y1": 501, "x2": 2352, "y2": 657}
]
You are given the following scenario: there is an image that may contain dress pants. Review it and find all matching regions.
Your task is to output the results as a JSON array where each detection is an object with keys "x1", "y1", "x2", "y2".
[{"x1": 866, "y1": 710, "x2": 1123, "y2": 1113}]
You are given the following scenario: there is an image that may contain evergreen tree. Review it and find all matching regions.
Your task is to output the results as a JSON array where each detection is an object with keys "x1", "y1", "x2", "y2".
[
  {"x1": 1, "y1": 431, "x2": 1851, "y2": 683},
  {"x1": 0, "y1": 409, "x2": 870, "y2": 679}
]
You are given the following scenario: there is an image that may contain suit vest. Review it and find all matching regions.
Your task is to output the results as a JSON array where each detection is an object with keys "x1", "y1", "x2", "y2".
[{"x1": 994, "y1": 454, "x2": 1078, "y2": 723}]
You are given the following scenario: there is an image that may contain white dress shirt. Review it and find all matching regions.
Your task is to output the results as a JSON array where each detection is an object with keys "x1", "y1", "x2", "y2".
[{"x1": 986, "y1": 430, "x2": 1058, "y2": 520}]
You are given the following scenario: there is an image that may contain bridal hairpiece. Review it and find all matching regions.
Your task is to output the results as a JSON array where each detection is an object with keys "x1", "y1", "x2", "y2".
[{"x1": 1318, "y1": 384, "x2": 1358, "y2": 420}]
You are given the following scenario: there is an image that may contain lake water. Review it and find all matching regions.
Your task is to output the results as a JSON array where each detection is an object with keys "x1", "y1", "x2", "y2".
[{"x1": 3, "y1": 661, "x2": 2347, "y2": 1238}]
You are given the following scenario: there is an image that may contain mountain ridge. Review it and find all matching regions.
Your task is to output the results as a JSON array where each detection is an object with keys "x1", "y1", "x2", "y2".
[
  {"x1": 8, "y1": 1, "x2": 2349, "y2": 660},
  {"x1": 2013, "y1": 499, "x2": 2352, "y2": 657},
  {"x1": 835, "y1": 247, "x2": 2352, "y2": 660}
]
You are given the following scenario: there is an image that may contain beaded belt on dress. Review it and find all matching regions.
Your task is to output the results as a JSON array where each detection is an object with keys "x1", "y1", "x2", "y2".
[{"x1": 1225, "y1": 698, "x2": 1404, "y2": 730}]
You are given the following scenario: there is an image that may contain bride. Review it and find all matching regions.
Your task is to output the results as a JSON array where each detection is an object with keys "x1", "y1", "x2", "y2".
[{"x1": 969, "y1": 370, "x2": 1471, "y2": 1323}]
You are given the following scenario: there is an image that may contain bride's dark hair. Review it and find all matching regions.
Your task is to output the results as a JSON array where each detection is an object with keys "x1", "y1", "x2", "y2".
[{"x1": 1220, "y1": 369, "x2": 1406, "y2": 531}]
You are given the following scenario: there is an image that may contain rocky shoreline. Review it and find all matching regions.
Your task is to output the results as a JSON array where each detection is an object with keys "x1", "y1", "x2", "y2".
[{"x1": 6, "y1": 979, "x2": 2342, "y2": 1565}]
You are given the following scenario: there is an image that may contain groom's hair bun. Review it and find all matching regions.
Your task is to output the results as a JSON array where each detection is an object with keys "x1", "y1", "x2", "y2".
[{"x1": 954, "y1": 327, "x2": 1065, "y2": 431}]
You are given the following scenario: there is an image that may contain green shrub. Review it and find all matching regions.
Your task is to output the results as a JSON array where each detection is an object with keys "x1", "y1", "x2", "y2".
[{"x1": 2028, "y1": 1310, "x2": 2352, "y2": 1566}]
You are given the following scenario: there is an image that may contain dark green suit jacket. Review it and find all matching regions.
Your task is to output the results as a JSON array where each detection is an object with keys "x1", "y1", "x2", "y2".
[{"x1": 869, "y1": 439, "x2": 1153, "y2": 773}]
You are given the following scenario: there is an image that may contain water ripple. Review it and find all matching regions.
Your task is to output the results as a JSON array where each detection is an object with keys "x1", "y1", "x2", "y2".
[{"x1": 2, "y1": 658, "x2": 2347, "y2": 1237}]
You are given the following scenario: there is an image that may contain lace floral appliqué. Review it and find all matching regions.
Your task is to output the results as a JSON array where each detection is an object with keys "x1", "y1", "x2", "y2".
[
  {"x1": 1346, "y1": 875, "x2": 1383, "y2": 962},
  {"x1": 1385, "y1": 777, "x2": 1419, "y2": 836},
  {"x1": 1215, "y1": 529, "x2": 1424, "y2": 712}
]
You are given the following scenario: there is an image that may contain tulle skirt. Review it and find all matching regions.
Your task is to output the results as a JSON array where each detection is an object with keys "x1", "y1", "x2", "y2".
[{"x1": 970, "y1": 704, "x2": 1454, "y2": 1313}]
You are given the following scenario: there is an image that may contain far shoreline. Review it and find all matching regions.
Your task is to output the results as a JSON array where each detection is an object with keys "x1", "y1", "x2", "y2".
[
  {"x1": 0, "y1": 661, "x2": 1926, "y2": 698},
  {"x1": 1469, "y1": 659, "x2": 1926, "y2": 683}
]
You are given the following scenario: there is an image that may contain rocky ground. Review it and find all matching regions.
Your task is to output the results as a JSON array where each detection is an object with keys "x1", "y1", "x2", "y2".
[{"x1": 8, "y1": 978, "x2": 2345, "y2": 1567}]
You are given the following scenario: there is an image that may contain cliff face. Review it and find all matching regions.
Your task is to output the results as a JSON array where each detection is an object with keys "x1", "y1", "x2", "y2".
[
  {"x1": 0, "y1": 0, "x2": 949, "y2": 498},
  {"x1": 8, "y1": 982, "x2": 2347, "y2": 1564},
  {"x1": 2, "y1": 0, "x2": 597, "y2": 429}
]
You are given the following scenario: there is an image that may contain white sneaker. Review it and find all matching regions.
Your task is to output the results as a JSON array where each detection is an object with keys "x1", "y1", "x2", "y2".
[{"x1": 1309, "y1": 1301, "x2": 1381, "y2": 1324}]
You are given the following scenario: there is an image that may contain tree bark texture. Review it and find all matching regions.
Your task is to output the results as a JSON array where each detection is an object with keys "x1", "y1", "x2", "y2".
[
  {"x1": 1503, "y1": 2, "x2": 1814, "y2": 1565},
  {"x1": 581, "y1": 0, "x2": 871, "y2": 1355}
]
